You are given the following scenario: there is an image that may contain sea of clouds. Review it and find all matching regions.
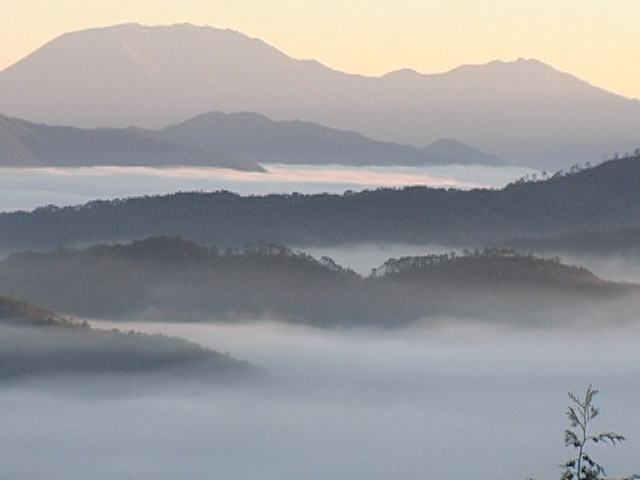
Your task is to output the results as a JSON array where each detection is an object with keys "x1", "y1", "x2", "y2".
[
  {"x1": 0, "y1": 164, "x2": 536, "y2": 212},
  {"x1": 2, "y1": 319, "x2": 638, "y2": 480}
]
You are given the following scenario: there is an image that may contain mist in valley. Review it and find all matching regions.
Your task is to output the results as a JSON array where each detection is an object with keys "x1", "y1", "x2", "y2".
[
  {"x1": 1, "y1": 144, "x2": 638, "y2": 480},
  {"x1": 1, "y1": 197, "x2": 638, "y2": 479},
  {"x1": 0, "y1": 164, "x2": 535, "y2": 213},
  {"x1": 2, "y1": 316, "x2": 639, "y2": 480},
  {"x1": 2, "y1": 14, "x2": 640, "y2": 480},
  {"x1": 536, "y1": 252, "x2": 640, "y2": 285},
  {"x1": 301, "y1": 243, "x2": 640, "y2": 284},
  {"x1": 299, "y1": 243, "x2": 465, "y2": 276},
  {"x1": 1, "y1": 201, "x2": 639, "y2": 479}
]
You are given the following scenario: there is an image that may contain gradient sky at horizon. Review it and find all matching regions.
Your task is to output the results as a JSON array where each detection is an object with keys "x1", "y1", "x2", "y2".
[{"x1": 1, "y1": 0, "x2": 639, "y2": 100}]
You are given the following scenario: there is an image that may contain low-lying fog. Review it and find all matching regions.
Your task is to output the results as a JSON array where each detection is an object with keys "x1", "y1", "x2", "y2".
[
  {"x1": 2, "y1": 319, "x2": 639, "y2": 480},
  {"x1": 301, "y1": 243, "x2": 640, "y2": 284},
  {"x1": 0, "y1": 164, "x2": 535, "y2": 212}
]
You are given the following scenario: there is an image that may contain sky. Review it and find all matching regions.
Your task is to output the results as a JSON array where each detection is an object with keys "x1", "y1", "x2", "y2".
[{"x1": 1, "y1": 0, "x2": 639, "y2": 100}]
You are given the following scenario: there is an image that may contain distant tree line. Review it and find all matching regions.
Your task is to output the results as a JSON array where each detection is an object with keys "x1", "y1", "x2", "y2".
[
  {"x1": 0, "y1": 237, "x2": 634, "y2": 328},
  {"x1": 2, "y1": 153, "x2": 640, "y2": 254},
  {"x1": 511, "y1": 148, "x2": 640, "y2": 186}
]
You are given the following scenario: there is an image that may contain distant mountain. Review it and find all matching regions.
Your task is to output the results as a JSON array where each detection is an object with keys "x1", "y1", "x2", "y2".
[
  {"x1": 144, "y1": 111, "x2": 505, "y2": 167},
  {"x1": 0, "y1": 111, "x2": 501, "y2": 169},
  {"x1": 0, "y1": 293, "x2": 258, "y2": 384},
  {"x1": 421, "y1": 139, "x2": 504, "y2": 166},
  {"x1": 0, "y1": 154, "x2": 638, "y2": 254},
  {"x1": 0, "y1": 238, "x2": 634, "y2": 327},
  {"x1": 1, "y1": 23, "x2": 639, "y2": 169},
  {"x1": 0, "y1": 114, "x2": 261, "y2": 170}
]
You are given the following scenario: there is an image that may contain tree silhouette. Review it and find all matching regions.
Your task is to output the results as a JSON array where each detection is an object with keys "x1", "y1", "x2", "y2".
[{"x1": 561, "y1": 385, "x2": 638, "y2": 480}]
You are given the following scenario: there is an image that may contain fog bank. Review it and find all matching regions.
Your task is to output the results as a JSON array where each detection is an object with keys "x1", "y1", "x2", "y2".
[
  {"x1": 0, "y1": 164, "x2": 535, "y2": 212},
  {"x1": 2, "y1": 320, "x2": 637, "y2": 480},
  {"x1": 300, "y1": 244, "x2": 640, "y2": 283},
  {"x1": 300, "y1": 243, "x2": 465, "y2": 275}
]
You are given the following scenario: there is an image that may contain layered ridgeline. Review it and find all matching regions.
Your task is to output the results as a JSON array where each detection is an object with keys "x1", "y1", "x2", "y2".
[
  {"x1": 1, "y1": 23, "x2": 639, "y2": 168},
  {"x1": 141, "y1": 111, "x2": 505, "y2": 167},
  {"x1": 0, "y1": 111, "x2": 503, "y2": 169},
  {"x1": 0, "y1": 113, "x2": 261, "y2": 170},
  {"x1": 0, "y1": 237, "x2": 636, "y2": 327},
  {"x1": 1, "y1": 154, "x2": 639, "y2": 254},
  {"x1": 0, "y1": 294, "x2": 257, "y2": 384}
]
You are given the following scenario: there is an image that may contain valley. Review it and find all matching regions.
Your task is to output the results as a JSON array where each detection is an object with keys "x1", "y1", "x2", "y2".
[{"x1": 1, "y1": 14, "x2": 639, "y2": 480}]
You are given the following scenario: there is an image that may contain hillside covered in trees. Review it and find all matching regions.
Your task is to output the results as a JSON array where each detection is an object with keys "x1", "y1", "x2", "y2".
[
  {"x1": 0, "y1": 154, "x2": 638, "y2": 255},
  {"x1": 505, "y1": 225, "x2": 640, "y2": 258},
  {"x1": 0, "y1": 293, "x2": 257, "y2": 385},
  {"x1": 1, "y1": 237, "x2": 635, "y2": 328}
]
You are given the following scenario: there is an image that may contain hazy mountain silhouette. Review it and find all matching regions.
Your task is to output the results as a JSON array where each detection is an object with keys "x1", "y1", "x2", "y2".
[
  {"x1": 0, "y1": 114, "x2": 261, "y2": 170},
  {"x1": 0, "y1": 154, "x2": 638, "y2": 254},
  {"x1": 0, "y1": 111, "x2": 501, "y2": 168},
  {"x1": 144, "y1": 111, "x2": 506, "y2": 167},
  {"x1": 0, "y1": 238, "x2": 634, "y2": 327},
  {"x1": 421, "y1": 139, "x2": 505, "y2": 166},
  {"x1": 1, "y1": 23, "x2": 638, "y2": 169}
]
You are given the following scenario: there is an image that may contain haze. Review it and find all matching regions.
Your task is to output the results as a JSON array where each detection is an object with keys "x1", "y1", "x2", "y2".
[
  {"x1": 3, "y1": 24, "x2": 638, "y2": 169},
  {"x1": 0, "y1": 164, "x2": 534, "y2": 213},
  {"x1": 1, "y1": 2, "x2": 639, "y2": 479},
  {"x1": 2, "y1": 319, "x2": 639, "y2": 480}
]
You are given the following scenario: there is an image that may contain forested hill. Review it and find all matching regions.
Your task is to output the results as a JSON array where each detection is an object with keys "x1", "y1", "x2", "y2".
[
  {"x1": 0, "y1": 292, "x2": 258, "y2": 384},
  {"x1": 505, "y1": 225, "x2": 640, "y2": 258},
  {"x1": 0, "y1": 294, "x2": 72, "y2": 326},
  {"x1": 0, "y1": 237, "x2": 635, "y2": 327},
  {"x1": 0, "y1": 154, "x2": 639, "y2": 253}
]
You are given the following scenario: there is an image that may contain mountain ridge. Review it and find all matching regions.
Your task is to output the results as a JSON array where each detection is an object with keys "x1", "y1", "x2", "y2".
[
  {"x1": 1, "y1": 23, "x2": 639, "y2": 169},
  {"x1": 0, "y1": 111, "x2": 503, "y2": 169},
  {"x1": 0, "y1": 113, "x2": 262, "y2": 170},
  {"x1": 0, "y1": 153, "x2": 638, "y2": 254},
  {"x1": 1, "y1": 237, "x2": 634, "y2": 327},
  {"x1": 0, "y1": 291, "x2": 259, "y2": 384},
  {"x1": 146, "y1": 110, "x2": 506, "y2": 167}
]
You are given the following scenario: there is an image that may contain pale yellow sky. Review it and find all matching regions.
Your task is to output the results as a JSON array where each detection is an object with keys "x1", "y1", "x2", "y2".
[{"x1": 1, "y1": 0, "x2": 639, "y2": 99}]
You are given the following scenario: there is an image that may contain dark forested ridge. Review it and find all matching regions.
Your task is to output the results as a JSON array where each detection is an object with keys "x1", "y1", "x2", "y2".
[
  {"x1": 0, "y1": 293, "x2": 258, "y2": 384},
  {"x1": 1, "y1": 237, "x2": 635, "y2": 328},
  {"x1": 504, "y1": 226, "x2": 640, "y2": 258},
  {"x1": 1, "y1": 154, "x2": 639, "y2": 254}
]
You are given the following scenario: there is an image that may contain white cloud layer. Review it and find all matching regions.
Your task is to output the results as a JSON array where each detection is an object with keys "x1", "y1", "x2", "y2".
[
  {"x1": 0, "y1": 164, "x2": 535, "y2": 212},
  {"x1": 3, "y1": 319, "x2": 637, "y2": 480}
]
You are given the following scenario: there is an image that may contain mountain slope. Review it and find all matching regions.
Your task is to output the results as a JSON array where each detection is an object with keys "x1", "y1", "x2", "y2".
[
  {"x1": 422, "y1": 139, "x2": 505, "y2": 166},
  {"x1": 0, "y1": 154, "x2": 638, "y2": 254},
  {"x1": 0, "y1": 294, "x2": 258, "y2": 384},
  {"x1": 504, "y1": 225, "x2": 640, "y2": 258},
  {"x1": 0, "y1": 114, "x2": 261, "y2": 170},
  {"x1": 1, "y1": 23, "x2": 639, "y2": 168},
  {"x1": 147, "y1": 111, "x2": 506, "y2": 167},
  {"x1": 0, "y1": 111, "x2": 501, "y2": 168},
  {"x1": 0, "y1": 238, "x2": 633, "y2": 327}
]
